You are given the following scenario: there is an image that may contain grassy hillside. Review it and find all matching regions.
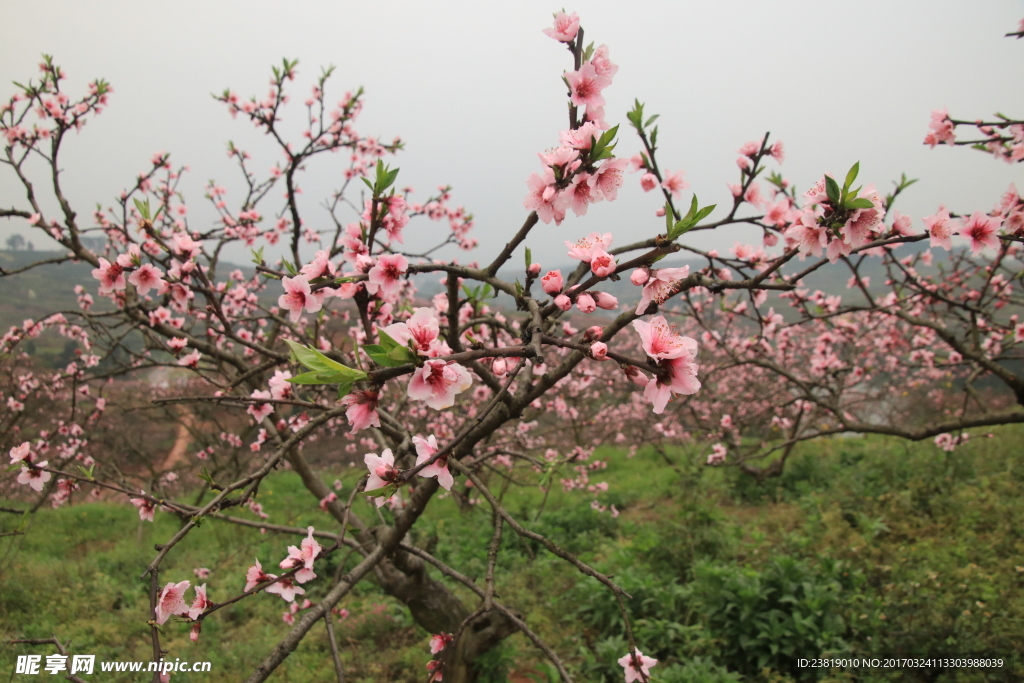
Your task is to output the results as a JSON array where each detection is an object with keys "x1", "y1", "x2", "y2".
[{"x1": 2, "y1": 427, "x2": 1022, "y2": 682}]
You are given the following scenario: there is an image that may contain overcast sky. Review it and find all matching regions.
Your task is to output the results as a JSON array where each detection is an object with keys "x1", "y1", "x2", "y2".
[{"x1": 3, "y1": 0, "x2": 1024, "y2": 267}]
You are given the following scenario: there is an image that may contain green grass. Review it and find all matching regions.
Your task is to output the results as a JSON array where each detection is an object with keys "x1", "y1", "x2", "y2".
[{"x1": 2, "y1": 429, "x2": 1023, "y2": 682}]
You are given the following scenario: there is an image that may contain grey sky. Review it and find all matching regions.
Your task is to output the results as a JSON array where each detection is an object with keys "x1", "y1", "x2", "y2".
[{"x1": 3, "y1": 0, "x2": 1023, "y2": 267}]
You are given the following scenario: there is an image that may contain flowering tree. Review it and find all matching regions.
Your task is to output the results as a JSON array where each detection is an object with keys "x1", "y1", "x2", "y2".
[{"x1": 3, "y1": 11, "x2": 1023, "y2": 683}]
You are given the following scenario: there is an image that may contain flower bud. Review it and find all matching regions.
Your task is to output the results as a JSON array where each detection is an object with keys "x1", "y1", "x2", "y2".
[
  {"x1": 528, "y1": 262, "x2": 542, "y2": 276},
  {"x1": 593, "y1": 291, "x2": 618, "y2": 310},
  {"x1": 590, "y1": 341, "x2": 609, "y2": 360},
  {"x1": 355, "y1": 254, "x2": 374, "y2": 273},
  {"x1": 623, "y1": 364, "x2": 649, "y2": 387},
  {"x1": 640, "y1": 172, "x2": 659, "y2": 192},
  {"x1": 583, "y1": 325, "x2": 604, "y2": 341},
  {"x1": 554, "y1": 294, "x2": 572, "y2": 311},
  {"x1": 492, "y1": 357, "x2": 508, "y2": 376},
  {"x1": 542, "y1": 269, "x2": 564, "y2": 294},
  {"x1": 630, "y1": 268, "x2": 650, "y2": 286},
  {"x1": 576, "y1": 292, "x2": 596, "y2": 313}
]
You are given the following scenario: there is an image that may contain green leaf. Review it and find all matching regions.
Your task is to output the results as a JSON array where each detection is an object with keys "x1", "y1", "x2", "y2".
[
  {"x1": 364, "y1": 350, "x2": 409, "y2": 368},
  {"x1": 133, "y1": 198, "x2": 150, "y2": 220},
  {"x1": 285, "y1": 339, "x2": 326, "y2": 370},
  {"x1": 644, "y1": 114, "x2": 659, "y2": 128},
  {"x1": 845, "y1": 197, "x2": 875, "y2": 210},
  {"x1": 524, "y1": 247, "x2": 532, "y2": 270},
  {"x1": 288, "y1": 369, "x2": 355, "y2": 384},
  {"x1": 309, "y1": 348, "x2": 366, "y2": 379},
  {"x1": 376, "y1": 328, "x2": 402, "y2": 351},
  {"x1": 337, "y1": 381, "x2": 356, "y2": 400},
  {"x1": 693, "y1": 204, "x2": 716, "y2": 223},
  {"x1": 365, "y1": 483, "x2": 398, "y2": 500},
  {"x1": 824, "y1": 175, "x2": 841, "y2": 205},
  {"x1": 581, "y1": 41, "x2": 595, "y2": 63},
  {"x1": 250, "y1": 246, "x2": 264, "y2": 265},
  {"x1": 387, "y1": 345, "x2": 416, "y2": 364},
  {"x1": 843, "y1": 162, "x2": 860, "y2": 192},
  {"x1": 284, "y1": 339, "x2": 367, "y2": 382}
]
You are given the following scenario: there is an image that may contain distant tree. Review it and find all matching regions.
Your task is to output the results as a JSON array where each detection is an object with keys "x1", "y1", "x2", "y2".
[{"x1": 5, "y1": 233, "x2": 24, "y2": 250}]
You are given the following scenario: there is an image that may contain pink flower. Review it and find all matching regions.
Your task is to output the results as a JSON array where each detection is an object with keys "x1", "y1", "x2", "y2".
[
  {"x1": 340, "y1": 389, "x2": 380, "y2": 433},
  {"x1": 188, "y1": 583, "x2": 211, "y2": 620},
  {"x1": 178, "y1": 349, "x2": 201, "y2": 368},
  {"x1": 635, "y1": 266, "x2": 690, "y2": 315},
  {"x1": 278, "y1": 275, "x2": 322, "y2": 322},
  {"x1": 661, "y1": 170, "x2": 688, "y2": 199},
  {"x1": 566, "y1": 232, "x2": 613, "y2": 263},
  {"x1": 18, "y1": 461, "x2": 51, "y2": 492},
  {"x1": 319, "y1": 492, "x2": 337, "y2": 510},
  {"x1": 640, "y1": 172, "x2": 659, "y2": 193},
  {"x1": 193, "y1": 568, "x2": 211, "y2": 579},
  {"x1": 407, "y1": 360, "x2": 473, "y2": 410},
  {"x1": 366, "y1": 253, "x2": 409, "y2": 300},
  {"x1": 890, "y1": 210, "x2": 914, "y2": 236},
  {"x1": 524, "y1": 169, "x2": 569, "y2": 225},
  {"x1": 9, "y1": 442, "x2": 32, "y2": 464},
  {"x1": 923, "y1": 207, "x2": 959, "y2": 251},
  {"x1": 245, "y1": 558, "x2": 277, "y2": 592},
  {"x1": 590, "y1": 249, "x2": 617, "y2": 277},
  {"x1": 960, "y1": 212, "x2": 1002, "y2": 253},
  {"x1": 633, "y1": 316, "x2": 698, "y2": 361},
  {"x1": 247, "y1": 390, "x2": 273, "y2": 422},
  {"x1": 128, "y1": 264, "x2": 165, "y2": 296},
  {"x1": 414, "y1": 434, "x2": 453, "y2": 490},
  {"x1": 763, "y1": 200, "x2": 792, "y2": 228},
  {"x1": 567, "y1": 172, "x2": 600, "y2": 216},
  {"x1": 280, "y1": 526, "x2": 322, "y2": 583},
  {"x1": 91, "y1": 258, "x2": 126, "y2": 295},
  {"x1": 156, "y1": 580, "x2": 191, "y2": 625},
  {"x1": 643, "y1": 355, "x2": 701, "y2": 413},
  {"x1": 429, "y1": 632, "x2": 454, "y2": 654},
  {"x1": 707, "y1": 443, "x2": 727, "y2": 465},
  {"x1": 365, "y1": 448, "x2": 399, "y2": 507},
  {"x1": 590, "y1": 341, "x2": 609, "y2": 360},
  {"x1": 785, "y1": 211, "x2": 829, "y2": 258},
  {"x1": 299, "y1": 249, "x2": 335, "y2": 280},
  {"x1": 592, "y1": 158, "x2": 628, "y2": 201},
  {"x1": 266, "y1": 577, "x2": 305, "y2": 602},
  {"x1": 542, "y1": 11, "x2": 579, "y2": 42},
  {"x1": 565, "y1": 64, "x2": 610, "y2": 109},
  {"x1": 618, "y1": 649, "x2": 658, "y2": 683},
  {"x1": 383, "y1": 308, "x2": 447, "y2": 357},
  {"x1": 131, "y1": 495, "x2": 155, "y2": 522},
  {"x1": 541, "y1": 270, "x2": 564, "y2": 294},
  {"x1": 769, "y1": 141, "x2": 785, "y2": 163},
  {"x1": 924, "y1": 108, "x2": 955, "y2": 147}
]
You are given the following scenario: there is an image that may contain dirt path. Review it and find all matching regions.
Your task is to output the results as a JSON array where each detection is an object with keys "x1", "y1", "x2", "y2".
[{"x1": 160, "y1": 411, "x2": 195, "y2": 470}]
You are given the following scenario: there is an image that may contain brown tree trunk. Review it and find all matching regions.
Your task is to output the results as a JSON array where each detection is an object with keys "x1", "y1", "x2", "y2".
[{"x1": 383, "y1": 545, "x2": 519, "y2": 683}]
